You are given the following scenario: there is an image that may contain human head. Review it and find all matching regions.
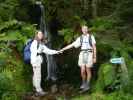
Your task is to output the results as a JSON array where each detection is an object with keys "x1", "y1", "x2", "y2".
[
  {"x1": 35, "y1": 30, "x2": 44, "y2": 41},
  {"x1": 81, "y1": 25, "x2": 89, "y2": 35}
]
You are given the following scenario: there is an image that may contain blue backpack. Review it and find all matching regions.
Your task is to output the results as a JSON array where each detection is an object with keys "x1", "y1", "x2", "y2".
[{"x1": 23, "y1": 39, "x2": 33, "y2": 64}]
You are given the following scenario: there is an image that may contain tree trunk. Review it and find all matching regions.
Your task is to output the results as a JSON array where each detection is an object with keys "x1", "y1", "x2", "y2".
[
  {"x1": 80, "y1": 0, "x2": 89, "y2": 10},
  {"x1": 92, "y1": 0, "x2": 97, "y2": 18}
]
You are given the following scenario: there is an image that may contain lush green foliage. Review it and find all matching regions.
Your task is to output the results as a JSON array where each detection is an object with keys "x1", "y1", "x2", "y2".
[{"x1": 0, "y1": 0, "x2": 133, "y2": 99}]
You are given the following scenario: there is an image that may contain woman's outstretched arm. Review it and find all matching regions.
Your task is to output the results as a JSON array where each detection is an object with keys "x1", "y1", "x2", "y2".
[{"x1": 40, "y1": 44, "x2": 59, "y2": 55}]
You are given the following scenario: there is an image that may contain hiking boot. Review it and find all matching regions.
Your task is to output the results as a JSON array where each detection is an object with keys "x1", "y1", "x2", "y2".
[
  {"x1": 35, "y1": 91, "x2": 48, "y2": 96},
  {"x1": 82, "y1": 82, "x2": 90, "y2": 92},
  {"x1": 80, "y1": 81, "x2": 86, "y2": 89}
]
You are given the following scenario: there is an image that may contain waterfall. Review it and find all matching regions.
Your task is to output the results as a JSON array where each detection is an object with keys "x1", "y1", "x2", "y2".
[{"x1": 36, "y1": 1, "x2": 58, "y2": 81}]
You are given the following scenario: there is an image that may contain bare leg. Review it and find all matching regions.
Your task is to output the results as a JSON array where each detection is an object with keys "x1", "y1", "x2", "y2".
[
  {"x1": 86, "y1": 67, "x2": 92, "y2": 83},
  {"x1": 80, "y1": 65, "x2": 86, "y2": 82},
  {"x1": 80, "y1": 65, "x2": 87, "y2": 89},
  {"x1": 82, "y1": 66, "x2": 92, "y2": 90}
]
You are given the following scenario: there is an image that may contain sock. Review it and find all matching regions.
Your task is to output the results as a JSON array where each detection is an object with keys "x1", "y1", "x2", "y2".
[{"x1": 86, "y1": 80, "x2": 90, "y2": 85}]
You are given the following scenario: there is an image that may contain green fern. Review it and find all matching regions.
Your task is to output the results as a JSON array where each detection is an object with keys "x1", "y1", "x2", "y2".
[{"x1": 0, "y1": 20, "x2": 19, "y2": 32}]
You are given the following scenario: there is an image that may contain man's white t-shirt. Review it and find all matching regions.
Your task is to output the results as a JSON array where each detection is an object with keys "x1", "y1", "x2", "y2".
[{"x1": 72, "y1": 34, "x2": 96, "y2": 49}]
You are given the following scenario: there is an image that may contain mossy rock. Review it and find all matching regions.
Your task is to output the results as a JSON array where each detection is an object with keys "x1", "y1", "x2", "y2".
[{"x1": 95, "y1": 63, "x2": 116, "y2": 92}]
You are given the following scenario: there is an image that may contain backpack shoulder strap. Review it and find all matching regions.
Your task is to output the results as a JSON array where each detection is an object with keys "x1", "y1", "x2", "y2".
[
  {"x1": 35, "y1": 40, "x2": 40, "y2": 49},
  {"x1": 89, "y1": 35, "x2": 92, "y2": 47},
  {"x1": 80, "y1": 35, "x2": 83, "y2": 46}
]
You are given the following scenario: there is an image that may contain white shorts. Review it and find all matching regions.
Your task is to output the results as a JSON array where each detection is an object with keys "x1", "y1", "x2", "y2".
[{"x1": 78, "y1": 51, "x2": 93, "y2": 68}]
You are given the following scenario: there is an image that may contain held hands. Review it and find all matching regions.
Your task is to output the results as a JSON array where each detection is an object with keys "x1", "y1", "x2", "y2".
[
  {"x1": 56, "y1": 50, "x2": 63, "y2": 54},
  {"x1": 59, "y1": 48, "x2": 65, "y2": 53},
  {"x1": 56, "y1": 48, "x2": 65, "y2": 54}
]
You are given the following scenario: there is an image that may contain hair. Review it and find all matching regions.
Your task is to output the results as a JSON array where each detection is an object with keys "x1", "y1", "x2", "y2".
[
  {"x1": 81, "y1": 25, "x2": 92, "y2": 34},
  {"x1": 34, "y1": 30, "x2": 45, "y2": 42}
]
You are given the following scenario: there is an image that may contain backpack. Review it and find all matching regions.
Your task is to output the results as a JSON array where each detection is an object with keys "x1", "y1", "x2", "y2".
[
  {"x1": 23, "y1": 39, "x2": 33, "y2": 64},
  {"x1": 80, "y1": 35, "x2": 92, "y2": 47}
]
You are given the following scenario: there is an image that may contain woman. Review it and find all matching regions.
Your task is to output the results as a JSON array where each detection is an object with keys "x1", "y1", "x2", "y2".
[
  {"x1": 60, "y1": 25, "x2": 96, "y2": 92},
  {"x1": 30, "y1": 31, "x2": 60, "y2": 96}
]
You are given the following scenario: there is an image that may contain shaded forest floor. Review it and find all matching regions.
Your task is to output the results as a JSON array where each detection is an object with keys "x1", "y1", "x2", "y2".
[
  {"x1": 22, "y1": 83, "x2": 92, "y2": 100},
  {"x1": 21, "y1": 83, "x2": 126, "y2": 100}
]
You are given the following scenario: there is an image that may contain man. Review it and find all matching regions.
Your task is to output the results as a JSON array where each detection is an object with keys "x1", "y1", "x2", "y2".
[{"x1": 60, "y1": 25, "x2": 96, "y2": 92}]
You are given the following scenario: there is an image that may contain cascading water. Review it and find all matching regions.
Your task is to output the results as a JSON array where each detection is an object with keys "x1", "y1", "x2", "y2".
[{"x1": 36, "y1": 1, "x2": 58, "y2": 81}]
